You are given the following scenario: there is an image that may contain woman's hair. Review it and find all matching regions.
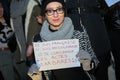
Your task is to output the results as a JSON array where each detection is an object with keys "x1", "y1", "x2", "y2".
[{"x1": 0, "y1": 1, "x2": 10, "y2": 26}]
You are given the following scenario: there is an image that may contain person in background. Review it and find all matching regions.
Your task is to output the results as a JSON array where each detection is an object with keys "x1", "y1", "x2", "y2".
[
  {"x1": 26, "y1": 0, "x2": 43, "y2": 67},
  {"x1": 10, "y1": 0, "x2": 42, "y2": 79},
  {"x1": 0, "y1": 0, "x2": 10, "y2": 16},
  {"x1": 10, "y1": 0, "x2": 32, "y2": 80},
  {"x1": 28, "y1": 0, "x2": 99, "y2": 80},
  {"x1": 104, "y1": 1, "x2": 120, "y2": 80},
  {"x1": 0, "y1": 1, "x2": 16, "y2": 80},
  {"x1": 64, "y1": 0, "x2": 111, "y2": 80}
]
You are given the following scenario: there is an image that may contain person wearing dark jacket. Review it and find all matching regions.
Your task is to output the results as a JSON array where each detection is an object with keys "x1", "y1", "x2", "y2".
[
  {"x1": 27, "y1": 0, "x2": 99, "y2": 80},
  {"x1": 0, "y1": 1, "x2": 16, "y2": 80},
  {"x1": 65, "y1": 0, "x2": 111, "y2": 80},
  {"x1": 104, "y1": 2, "x2": 120, "y2": 80}
]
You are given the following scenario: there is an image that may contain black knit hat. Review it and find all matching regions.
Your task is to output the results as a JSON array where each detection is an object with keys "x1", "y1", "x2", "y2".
[{"x1": 41, "y1": 0, "x2": 65, "y2": 16}]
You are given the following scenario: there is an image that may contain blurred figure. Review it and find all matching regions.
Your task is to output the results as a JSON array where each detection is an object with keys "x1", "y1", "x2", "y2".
[
  {"x1": 10, "y1": 0, "x2": 42, "y2": 79},
  {"x1": 0, "y1": 1, "x2": 16, "y2": 80},
  {"x1": 26, "y1": 0, "x2": 42, "y2": 67},
  {"x1": 65, "y1": 0, "x2": 111, "y2": 80},
  {"x1": 104, "y1": 2, "x2": 120, "y2": 80},
  {"x1": 10, "y1": 0, "x2": 31, "y2": 80},
  {"x1": 0, "y1": 0, "x2": 10, "y2": 16}
]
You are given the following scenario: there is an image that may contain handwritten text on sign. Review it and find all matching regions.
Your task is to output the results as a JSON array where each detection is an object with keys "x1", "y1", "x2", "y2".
[{"x1": 33, "y1": 39, "x2": 80, "y2": 71}]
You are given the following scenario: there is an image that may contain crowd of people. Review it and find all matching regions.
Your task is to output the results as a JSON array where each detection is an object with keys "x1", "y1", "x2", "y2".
[{"x1": 0, "y1": 0, "x2": 120, "y2": 80}]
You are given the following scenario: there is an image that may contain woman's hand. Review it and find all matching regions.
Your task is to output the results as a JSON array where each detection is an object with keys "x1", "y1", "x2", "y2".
[{"x1": 76, "y1": 50, "x2": 94, "y2": 71}]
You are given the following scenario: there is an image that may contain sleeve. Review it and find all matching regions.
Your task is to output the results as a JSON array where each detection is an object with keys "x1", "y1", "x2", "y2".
[
  {"x1": 73, "y1": 30, "x2": 99, "y2": 70},
  {"x1": 81, "y1": 30, "x2": 99, "y2": 69}
]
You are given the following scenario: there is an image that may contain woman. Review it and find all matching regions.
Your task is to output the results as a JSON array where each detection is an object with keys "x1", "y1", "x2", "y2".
[
  {"x1": 0, "y1": 1, "x2": 16, "y2": 80},
  {"x1": 29, "y1": 0, "x2": 99, "y2": 80}
]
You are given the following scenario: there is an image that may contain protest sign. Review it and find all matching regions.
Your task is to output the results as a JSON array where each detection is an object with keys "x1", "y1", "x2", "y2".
[{"x1": 33, "y1": 39, "x2": 80, "y2": 71}]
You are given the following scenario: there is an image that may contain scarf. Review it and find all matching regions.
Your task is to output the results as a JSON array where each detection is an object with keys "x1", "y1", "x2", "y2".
[
  {"x1": 40, "y1": 17, "x2": 74, "y2": 41},
  {"x1": 10, "y1": 0, "x2": 29, "y2": 61}
]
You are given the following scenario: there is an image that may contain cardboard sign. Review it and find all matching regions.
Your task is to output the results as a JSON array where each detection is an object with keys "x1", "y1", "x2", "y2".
[
  {"x1": 33, "y1": 39, "x2": 80, "y2": 71},
  {"x1": 105, "y1": 0, "x2": 120, "y2": 7}
]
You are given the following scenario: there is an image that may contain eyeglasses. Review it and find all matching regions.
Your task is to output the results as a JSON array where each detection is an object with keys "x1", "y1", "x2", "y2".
[{"x1": 45, "y1": 7, "x2": 64, "y2": 16}]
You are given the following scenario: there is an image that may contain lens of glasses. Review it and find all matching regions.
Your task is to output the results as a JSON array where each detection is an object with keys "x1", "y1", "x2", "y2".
[{"x1": 45, "y1": 7, "x2": 64, "y2": 16}]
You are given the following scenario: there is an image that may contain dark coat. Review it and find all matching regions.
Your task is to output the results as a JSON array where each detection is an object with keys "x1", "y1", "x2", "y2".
[{"x1": 66, "y1": 0, "x2": 111, "y2": 57}]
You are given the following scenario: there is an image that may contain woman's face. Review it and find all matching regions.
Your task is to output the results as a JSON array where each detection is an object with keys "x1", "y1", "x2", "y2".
[
  {"x1": 45, "y1": 2, "x2": 65, "y2": 30},
  {"x1": 0, "y1": 3, "x2": 3, "y2": 17}
]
